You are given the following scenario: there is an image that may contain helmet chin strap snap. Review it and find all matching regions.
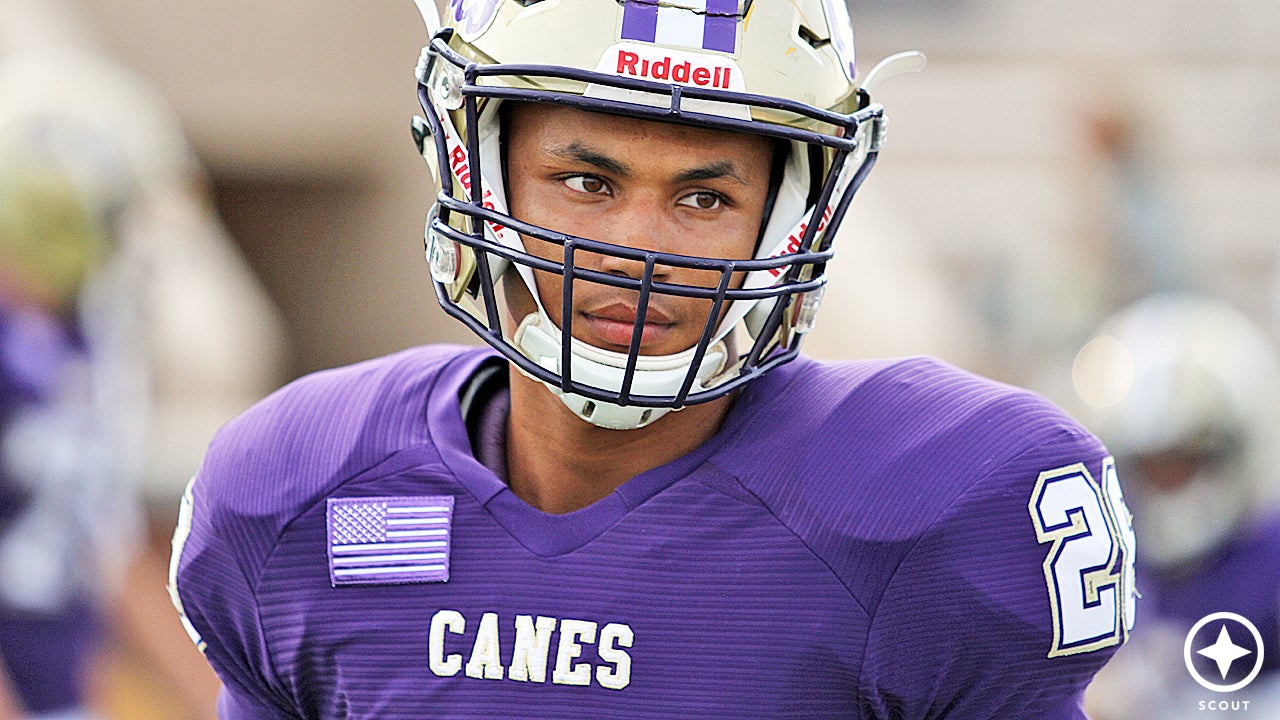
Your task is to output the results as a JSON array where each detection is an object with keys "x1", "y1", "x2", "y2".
[{"x1": 511, "y1": 312, "x2": 729, "y2": 430}]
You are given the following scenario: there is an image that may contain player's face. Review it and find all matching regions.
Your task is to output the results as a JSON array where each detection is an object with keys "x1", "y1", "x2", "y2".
[{"x1": 504, "y1": 102, "x2": 773, "y2": 356}]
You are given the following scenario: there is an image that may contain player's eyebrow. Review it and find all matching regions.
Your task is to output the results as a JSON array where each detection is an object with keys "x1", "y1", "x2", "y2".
[
  {"x1": 548, "y1": 143, "x2": 750, "y2": 186},
  {"x1": 674, "y1": 161, "x2": 749, "y2": 186},
  {"x1": 549, "y1": 142, "x2": 631, "y2": 176}
]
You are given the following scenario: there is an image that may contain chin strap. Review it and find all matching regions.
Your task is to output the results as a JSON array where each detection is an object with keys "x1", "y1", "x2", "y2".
[{"x1": 511, "y1": 312, "x2": 729, "y2": 430}]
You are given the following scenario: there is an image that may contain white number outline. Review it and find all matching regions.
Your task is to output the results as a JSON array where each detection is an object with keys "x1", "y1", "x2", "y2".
[
  {"x1": 168, "y1": 476, "x2": 208, "y2": 653},
  {"x1": 1028, "y1": 459, "x2": 1134, "y2": 658},
  {"x1": 1099, "y1": 457, "x2": 1137, "y2": 635}
]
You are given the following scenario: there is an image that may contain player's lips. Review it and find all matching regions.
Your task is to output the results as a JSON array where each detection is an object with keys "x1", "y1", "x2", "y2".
[{"x1": 579, "y1": 303, "x2": 675, "y2": 348}]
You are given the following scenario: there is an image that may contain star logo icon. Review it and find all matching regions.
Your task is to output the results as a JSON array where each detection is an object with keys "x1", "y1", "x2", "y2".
[
  {"x1": 1184, "y1": 612, "x2": 1266, "y2": 693},
  {"x1": 1197, "y1": 625, "x2": 1252, "y2": 679}
]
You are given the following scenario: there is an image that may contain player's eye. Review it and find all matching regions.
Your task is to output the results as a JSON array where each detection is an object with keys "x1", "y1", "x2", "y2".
[
  {"x1": 563, "y1": 175, "x2": 609, "y2": 195},
  {"x1": 676, "y1": 191, "x2": 725, "y2": 210}
]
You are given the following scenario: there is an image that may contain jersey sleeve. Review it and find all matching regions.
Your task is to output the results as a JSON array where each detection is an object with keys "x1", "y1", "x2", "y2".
[
  {"x1": 169, "y1": 446, "x2": 302, "y2": 718},
  {"x1": 857, "y1": 422, "x2": 1135, "y2": 720}
]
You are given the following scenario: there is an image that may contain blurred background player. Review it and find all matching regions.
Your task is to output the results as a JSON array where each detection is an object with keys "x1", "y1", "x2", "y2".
[
  {"x1": 0, "y1": 46, "x2": 150, "y2": 720},
  {"x1": 0, "y1": 37, "x2": 288, "y2": 720},
  {"x1": 1072, "y1": 292, "x2": 1280, "y2": 719}
]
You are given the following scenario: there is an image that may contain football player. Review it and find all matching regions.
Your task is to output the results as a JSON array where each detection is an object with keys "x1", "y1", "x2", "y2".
[
  {"x1": 0, "y1": 49, "x2": 146, "y2": 720},
  {"x1": 170, "y1": 1, "x2": 1134, "y2": 717},
  {"x1": 1, "y1": 44, "x2": 277, "y2": 720},
  {"x1": 1076, "y1": 293, "x2": 1280, "y2": 718}
]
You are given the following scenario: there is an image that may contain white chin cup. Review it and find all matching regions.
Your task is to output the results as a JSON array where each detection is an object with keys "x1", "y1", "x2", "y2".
[{"x1": 512, "y1": 312, "x2": 729, "y2": 430}]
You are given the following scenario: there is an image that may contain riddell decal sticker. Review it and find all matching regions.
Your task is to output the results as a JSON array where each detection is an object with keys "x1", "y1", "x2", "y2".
[
  {"x1": 765, "y1": 205, "x2": 835, "y2": 278},
  {"x1": 602, "y1": 43, "x2": 745, "y2": 92},
  {"x1": 620, "y1": 0, "x2": 740, "y2": 54},
  {"x1": 590, "y1": 43, "x2": 750, "y2": 121},
  {"x1": 433, "y1": 109, "x2": 510, "y2": 237}
]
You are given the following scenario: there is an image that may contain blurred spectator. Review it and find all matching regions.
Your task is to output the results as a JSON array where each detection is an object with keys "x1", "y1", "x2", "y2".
[
  {"x1": 1082, "y1": 106, "x2": 1194, "y2": 309},
  {"x1": 1070, "y1": 293, "x2": 1280, "y2": 718},
  {"x1": 1, "y1": 45, "x2": 287, "y2": 720}
]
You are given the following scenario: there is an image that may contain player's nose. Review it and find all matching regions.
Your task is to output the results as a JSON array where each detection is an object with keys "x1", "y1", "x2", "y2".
[{"x1": 593, "y1": 195, "x2": 676, "y2": 281}]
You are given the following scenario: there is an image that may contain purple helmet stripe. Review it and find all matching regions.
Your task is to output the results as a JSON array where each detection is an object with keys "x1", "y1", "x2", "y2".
[
  {"x1": 620, "y1": 0, "x2": 660, "y2": 44},
  {"x1": 702, "y1": 0, "x2": 738, "y2": 53}
]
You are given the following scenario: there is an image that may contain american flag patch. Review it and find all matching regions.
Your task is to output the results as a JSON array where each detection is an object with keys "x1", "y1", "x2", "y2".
[
  {"x1": 326, "y1": 496, "x2": 454, "y2": 586},
  {"x1": 620, "y1": 0, "x2": 739, "y2": 54}
]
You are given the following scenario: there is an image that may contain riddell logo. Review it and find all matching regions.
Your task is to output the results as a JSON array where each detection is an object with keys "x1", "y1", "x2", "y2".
[
  {"x1": 615, "y1": 50, "x2": 733, "y2": 90},
  {"x1": 442, "y1": 123, "x2": 506, "y2": 232},
  {"x1": 767, "y1": 205, "x2": 835, "y2": 278}
]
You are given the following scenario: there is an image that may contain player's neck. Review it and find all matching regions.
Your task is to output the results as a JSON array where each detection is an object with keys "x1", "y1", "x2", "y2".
[{"x1": 505, "y1": 370, "x2": 733, "y2": 515}]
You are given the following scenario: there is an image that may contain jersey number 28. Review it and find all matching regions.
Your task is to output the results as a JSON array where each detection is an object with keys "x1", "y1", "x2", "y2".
[{"x1": 1028, "y1": 458, "x2": 1136, "y2": 658}]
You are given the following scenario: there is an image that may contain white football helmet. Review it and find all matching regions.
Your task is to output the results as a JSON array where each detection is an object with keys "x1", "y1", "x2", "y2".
[
  {"x1": 0, "y1": 47, "x2": 196, "y2": 310},
  {"x1": 1072, "y1": 293, "x2": 1280, "y2": 568},
  {"x1": 410, "y1": 0, "x2": 920, "y2": 429}
]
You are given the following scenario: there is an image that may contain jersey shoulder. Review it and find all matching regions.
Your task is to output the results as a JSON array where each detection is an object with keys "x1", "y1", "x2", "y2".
[
  {"x1": 171, "y1": 345, "x2": 492, "y2": 717},
  {"x1": 716, "y1": 355, "x2": 1109, "y2": 601},
  {"x1": 729, "y1": 354, "x2": 1102, "y2": 502},
  {"x1": 191, "y1": 343, "x2": 488, "y2": 549},
  {"x1": 722, "y1": 357, "x2": 1127, "y2": 714}
]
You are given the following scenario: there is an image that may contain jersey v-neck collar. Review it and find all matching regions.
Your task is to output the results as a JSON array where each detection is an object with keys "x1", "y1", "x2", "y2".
[{"x1": 424, "y1": 348, "x2": 794, "y2": 558}]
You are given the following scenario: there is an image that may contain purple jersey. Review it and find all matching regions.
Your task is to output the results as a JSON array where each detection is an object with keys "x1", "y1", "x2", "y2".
[
  {"x1": 0, "y1": 303, "x2": 78, "y2": 522},
  {"x1": 0, "y1": 302, "x2": 106, "y2": 713},
  {"x1": 171, "y1": 345, "x2": 1133, "y2": 719}
]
